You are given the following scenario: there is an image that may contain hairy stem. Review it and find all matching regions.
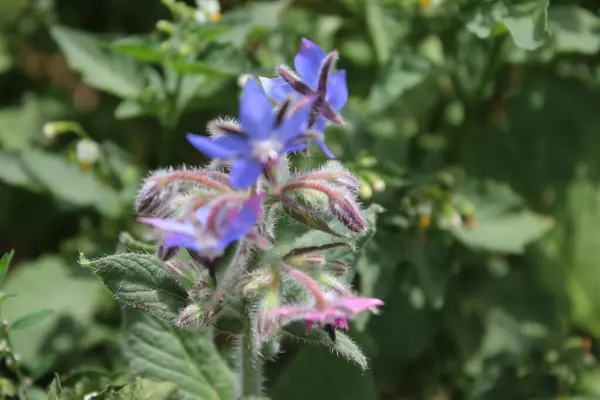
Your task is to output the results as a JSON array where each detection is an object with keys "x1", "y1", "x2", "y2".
[{"x1": 237, "y1": 313, "x2": 264, "y2": 397}]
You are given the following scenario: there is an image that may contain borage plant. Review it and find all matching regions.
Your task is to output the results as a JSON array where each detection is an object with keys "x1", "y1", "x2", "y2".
[{"x1": 80, "y1": 38, "x2": 384, "y2": 399}]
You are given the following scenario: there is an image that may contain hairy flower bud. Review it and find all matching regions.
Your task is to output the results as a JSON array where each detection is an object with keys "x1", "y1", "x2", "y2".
[
  {"x1": 329, "y1": 260, "x2": 349, "y2": 276},
  {"x1": 176, "y1": 303, "x2": 204, "y2": 328},
  {"x1": 135, "y1": 172, "x2": 176, "y2": 216},
  {"x1": 164, "y1": 260, "x2": 203, "y2": 287},
  {"x1": 285, "y1": 253, "x2": 327, "y2": 268},
  {"x1": 330, "y1": 196, "x2": 366, "y2": 233}
]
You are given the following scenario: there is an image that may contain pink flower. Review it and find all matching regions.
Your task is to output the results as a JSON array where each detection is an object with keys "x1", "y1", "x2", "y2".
[{"x1": 269, "y1": 295, "x2": 384, "y2": 331}]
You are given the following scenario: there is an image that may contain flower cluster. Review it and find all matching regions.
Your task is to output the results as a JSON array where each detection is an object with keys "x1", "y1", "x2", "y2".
[{"x1": 134, "y1": 39, "x2": 383, "y2": 350}]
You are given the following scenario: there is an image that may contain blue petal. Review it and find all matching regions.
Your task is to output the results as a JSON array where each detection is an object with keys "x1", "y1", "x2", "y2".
[
  {"x1": 326, "y1": 70, "x2": 348, "y2": 111},
  {"x1": 311, "y1": 118, "x2": 335, "y2": 158},
  {"x1": 239, "y1": 79, "x2": 275, "y2": 140},
  {"x1": 259, "y1": 77, "x2": 296, "y2": 103},
  {"x1": 195, "y1": 205, "x2": 211, "y2": 225},
  {"x1": 294, "y1": 38, "x2": 326, "y2": 88},
  {"x1": 186, "y1": 133, "x2": 250, "y2": 159},
  {"x1": 229, "y1": 158, "x2": 263, "y2": 189},
  {"x1": 138, "y1": 217, "x2": 197, "y2": 236},
  {"x1": 277, "y1": 97, "x2": 314, "y2": 144},
  {"x1": 163, "y1": 232, "x2": 201, "y2": 252},
  {"x1": 315, "y1": 138, "x2": 336, "y2": 159},
  {"x1": 312, "y1": 117, "x2": 327, "y2": 133},
  {"x1": 218, "y1": 194, "x2": 263, "y2": 249},
  {"x1": 284, "y1": 141, "x2": 308, "y2": 154}
]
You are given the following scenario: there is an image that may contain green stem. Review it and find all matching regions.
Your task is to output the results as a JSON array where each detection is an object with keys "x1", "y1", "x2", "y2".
[
  {"x1": 237, "y1": 317, "x2": 264, "y2": 398},
  {"x1": 158, "y1": 73, "x2": 183, "y2": 166}
]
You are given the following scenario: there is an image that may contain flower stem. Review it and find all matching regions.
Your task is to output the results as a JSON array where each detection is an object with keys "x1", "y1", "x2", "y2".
[{"x1": 237, "y1": 315, "x2": 264, "y2": 397}]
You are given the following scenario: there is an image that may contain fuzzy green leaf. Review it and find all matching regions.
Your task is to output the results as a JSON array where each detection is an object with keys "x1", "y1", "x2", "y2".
[
  {"x1": 116, "y1": 232, "x2": 156, "y2": 254},
  {"x1": 122, "y1": 308, "x2": 235, "y2": 400},
  {"x1": 80, "y1": 253, "x2": 186, "y2": 323}
]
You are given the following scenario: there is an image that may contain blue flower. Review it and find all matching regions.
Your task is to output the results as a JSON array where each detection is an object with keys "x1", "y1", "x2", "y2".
[
  {"x1": 186, "y1": 79, "x2": 313, "y2": 189},
  {"x1": 259, "y1": 38, "x2": 348, "y2": 158},
  {"x1": 138, "y1": 194, "x2": 264, "y2": 257}
]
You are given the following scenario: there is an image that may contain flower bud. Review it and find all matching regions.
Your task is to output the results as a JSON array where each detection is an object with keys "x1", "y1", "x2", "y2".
[
  {"x1": 329, "y1": 260, "x2": 349, "y2": 276},
  {"x1": 241, "y1": 270, "x2": 274, "y2": 298},
  {"x1": 176, "y1": 303, "x2": 204, "y2": 328},
  {"x1": 261, "y1": 338, "x2": 281, "y2": 360},
  {"x1": 134, "y1": 171, "x2": 179, "y2": 216},
  {"x1": 164, "y1": 260, "x2": 202, "y2": 287},
  {"x1": 285, "y1": 253, "x2": 327, "y2": 268},
  {"x1": 330, "y1": 196, "x2": 366, "y2": 233}
]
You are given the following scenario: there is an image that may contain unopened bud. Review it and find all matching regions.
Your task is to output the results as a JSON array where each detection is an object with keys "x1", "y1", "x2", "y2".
[
  {"x1": 43, "y1": 123, "x2": 57, "y2": 139},
  {"x1": 329, "y1": 260, "x2": 349, "y2": 276},
  {"x1": 359, "y1": 181, "x2": 373, "y2": 199},
  {"x1": 285, "y1": 253, "x2": 327, "y2": 267},
  {"x1": 330, "y1": 197, "x2": 366, "y2": 233},
  {"x1": 156, "y1": 20, "x2": 174, "y2": 33},
  {"x1": 177, "y1": 303, "x2": 204, "y2": 328},
  {"x1": 135, "y1": 173, "x2": 177, "y2": 216},
  {"x1": 75, "y1": 139, "x2": 100, "y2": 171},
  {"x1": 157, "y1": 244, "x2": 179, "y2": 261},
  {"x1": 261, "y1": 338, "x2": 281, "y2": 360},
  {"x1": 164, "y1": 260, "x2": 200, "y2": 287},
  {"x1": 241, "y1": 270, "x2": 274, "y2": 297},
  {"x1": 372, "y1": 177, "x2": 386, "y2": 192}
]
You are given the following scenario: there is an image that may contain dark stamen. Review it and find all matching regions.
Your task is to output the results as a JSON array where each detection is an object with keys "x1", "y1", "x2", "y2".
[
  {"x1": 318, "y1": 51, "x2": 338, "y2": 94},
  {"x1": 324, "y1": 324, "x2": 336, "y2": 342},
  {"x1": 277, "y1": 65, "x2": 313, "y2": 96}
]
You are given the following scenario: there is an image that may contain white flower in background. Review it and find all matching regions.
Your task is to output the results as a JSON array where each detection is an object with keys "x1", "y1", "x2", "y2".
[
  {"x1": 76, "y1": 139, "x2": 100, "y2": 171},
  {"x1": 194, "y1": 0, "x2": 221, "y2": 24},
  {"x1": 43, "y1": 122, "x2": 57, "y2": 139},
  {"x1": 237, "y1": 74, "x2": 252, "y2": 88}
]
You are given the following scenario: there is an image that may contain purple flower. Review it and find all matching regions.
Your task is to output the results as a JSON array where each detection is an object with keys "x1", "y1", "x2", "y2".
[
  {"x1": 186, "y1": 79, "x2": 313, "y2": 189},
  {"x1": 138, "y1": 194, "x2": 264, "y2": 258},
  {"x1": 259, "y1": 38, "x2": 348, "y2": 158},
  {"x1": 270, "y1": 295, "x2": 383, "y2": 331}
]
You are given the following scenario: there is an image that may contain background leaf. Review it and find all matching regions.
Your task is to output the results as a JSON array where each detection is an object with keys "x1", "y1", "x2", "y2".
[
  {"x1": 122, "y1": 308, "x2": 235, "y2": 400},
  {"x1": 50, "y1": 25, "x2": 145, "y2": 98}
]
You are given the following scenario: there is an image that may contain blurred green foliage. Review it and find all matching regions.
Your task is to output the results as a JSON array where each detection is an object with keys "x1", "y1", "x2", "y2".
[{"x1": 2, "y1": 0, "x2": 600, "y2": 398}]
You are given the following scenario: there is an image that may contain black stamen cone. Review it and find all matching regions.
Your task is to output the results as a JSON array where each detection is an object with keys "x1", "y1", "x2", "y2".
[{"x1": 324, "y1": 324, "x2": 336, "y2": 342}]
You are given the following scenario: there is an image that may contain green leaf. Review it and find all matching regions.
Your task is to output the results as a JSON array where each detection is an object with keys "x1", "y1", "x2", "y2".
[
  {"x1": 10, "y1": 309, "x2": 55, "y2": 331},
  {"x1": 116, "y1": 232, "x2": 156, "y2": 254},
  {"x1": 19, "y1": 149, "x2": 123, "y2": 217},
  {"x1": 80, "y1": 252, "x2": 186, "y2": 323},
  {"x1": 0, "y1": 151, "x2": 36, "y2": 188},
  {"x1": 452, "y1": 180, "x2": 553, "y2": 254},
  {"x1": 367, "y1": 278, "x2": 440, "y2": 387},
  {"x1": 0, "y1": 249, "x2": 14, "y2": 285},
  {"x1": 365, "y1": 0, "x2": 391, "y2": 65},
  {"x1": 547, "y1": 5, "x2": 600, "y2": 55},
  {"x1": 466, "y1": 0, "x2": 550, "y2": 50},
  {"x1": 122, "y1": 308, "x2": 235, "y2": 400},
  {"x1": 50, "y1": 25, "x2": 145, "y2": 98},
  {"x1": 18, "y1": 386, "x2": 47, "y2": 400},
  {"x1": 272, "y1": 328, "x2": 376, "y2": 399},
  {"x1": 108, "y1": 378, "x2": 178, "y2": 400},
  {"x1": 114, "y1": 99, "x2": 150, "y2": 120},
  {"x1": 109, "y1": 36, "x2": 165, "y2": 62},
  {"x1": 368, "y1": 54, "x2": 433, "y2": 113},
  {"x1": 1, "y1": 255, "x2": 103, "y2": 371}
]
